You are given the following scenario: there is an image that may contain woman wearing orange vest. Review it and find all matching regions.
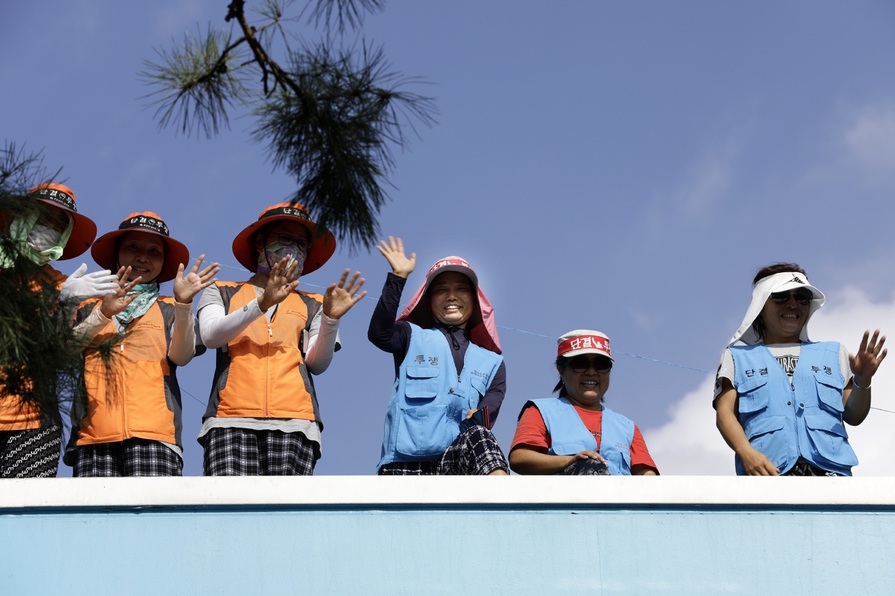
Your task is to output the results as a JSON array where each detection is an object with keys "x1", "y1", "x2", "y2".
[
  {"x1": 197, "y1": 203, "x2": 366, "y2": 475},
  {"x1": 65, "y1": 212, "x2": 219, "y2": 476},
  {"x1": 0, "y1": 183, "x2": 118, "y2": 478}
]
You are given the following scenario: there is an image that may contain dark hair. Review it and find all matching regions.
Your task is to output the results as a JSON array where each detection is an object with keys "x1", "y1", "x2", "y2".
[
  {"x1": 750, "y1": 262, "x2": 807, "y2": 340},
  {"x1": 553, "y1": 356, "x2": 568, "y2": 397},
  {"x1": 552, "y1": 355, "x2": 608, "y2": 402}
]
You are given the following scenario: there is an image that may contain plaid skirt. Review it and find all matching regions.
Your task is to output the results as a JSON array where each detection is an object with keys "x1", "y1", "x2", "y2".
[
  {"x1": 203, "y1": 427, "x2": 318, "y2": 476},
  {"x1": 378, "y1": 425, "x2": 509, "y2": 476},
  {"x1": 0, "y1": 424, "x2": 61, "y2": 478},
  {"x1": 783, "y1": 459, "x2": 843, "y2": 477},
  {"x1": 73, "y1": 438, "x2": 183, "y2": 477}
]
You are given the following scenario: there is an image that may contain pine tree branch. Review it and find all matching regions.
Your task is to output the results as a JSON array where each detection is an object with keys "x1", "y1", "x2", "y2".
[{"x1": 142, "y1": 0, "x2": 437, "y2": 252}]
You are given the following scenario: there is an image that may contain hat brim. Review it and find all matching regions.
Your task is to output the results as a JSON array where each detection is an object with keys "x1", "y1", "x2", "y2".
[
  {"x1": 91, "y1": 229, "x2": 189, "y2": 283},
  {"x1": 35, "y1": 199, "x2": 97, "y2": 260},
  {"x1": 422, "y1": 264, "x2": 478, "y2": 294},
  {"x1": 772, "y1": 279, "x2": 825, "y2": 303},
  {"x1": 232, "y1": 214, "x2": 335, "y2": 275}
]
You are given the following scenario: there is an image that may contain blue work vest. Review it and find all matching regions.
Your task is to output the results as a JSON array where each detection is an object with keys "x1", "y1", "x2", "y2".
[
  {"x1": 378, "y1": 324, "x2": 503, "y2": 469},
  {"x1": 731, "y1": 341, "x2": 857, "y2": 476},
  {"x1": 529, "y1": 398, "x2": 635, "y2": 476}
]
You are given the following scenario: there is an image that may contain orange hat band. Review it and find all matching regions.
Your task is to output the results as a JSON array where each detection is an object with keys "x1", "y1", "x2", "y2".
[{"x1": 30, "y1": 187, "x2": 77, "y2": 212}]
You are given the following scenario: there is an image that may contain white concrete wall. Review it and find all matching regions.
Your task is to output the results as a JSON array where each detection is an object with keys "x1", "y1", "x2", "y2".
[{"x1": 2, "y1": 477, "x2": 894, "y2": 595}]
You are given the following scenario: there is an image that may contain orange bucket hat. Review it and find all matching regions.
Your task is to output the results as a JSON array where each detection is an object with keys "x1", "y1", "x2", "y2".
[
  {"x1": 231, "y1": 203, "x2": 336, "y2": 275},
  {"x1": 90, "y1": 212, "x2": 189, "y2": 283},
  {"x1": 28, "y1": 183, "x2": 97, "y2": 260}
]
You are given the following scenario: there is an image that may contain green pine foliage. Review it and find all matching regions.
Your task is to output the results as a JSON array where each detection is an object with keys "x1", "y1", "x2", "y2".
[
  {"x1": 0, "y1": 142, "x2": 122, "y2": 427},
  {"x1": 140, "y1": 0, "x2": 435, "y2": 253}
]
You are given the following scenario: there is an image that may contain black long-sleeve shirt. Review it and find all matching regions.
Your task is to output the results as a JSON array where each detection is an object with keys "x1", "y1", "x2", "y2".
[{"x1": 367, "y1": 272, "x2": 507, "y2": 423}]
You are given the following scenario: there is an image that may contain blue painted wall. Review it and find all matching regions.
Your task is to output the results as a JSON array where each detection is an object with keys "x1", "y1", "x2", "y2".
[{"x1": 2, "y1": 477, "x2": 894, "y2": 595}]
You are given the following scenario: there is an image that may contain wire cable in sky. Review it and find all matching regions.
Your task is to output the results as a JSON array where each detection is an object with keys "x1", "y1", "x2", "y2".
[{"x1": 203, "y1": 259, "x2": 892, "y2": 414}]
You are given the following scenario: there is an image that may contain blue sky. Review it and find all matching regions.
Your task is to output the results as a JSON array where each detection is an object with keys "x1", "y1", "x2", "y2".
[{"x1": 4, "y1": 1, "x2": 895, "y2": 475}]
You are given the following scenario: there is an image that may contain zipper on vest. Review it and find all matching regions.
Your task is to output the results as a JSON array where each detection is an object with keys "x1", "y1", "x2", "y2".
[{"x1": 265, "y1": 325, "x2": 271, "y2": 417}]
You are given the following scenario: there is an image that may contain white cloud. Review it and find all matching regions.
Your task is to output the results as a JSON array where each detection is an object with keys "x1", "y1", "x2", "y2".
[
  {"x1": 644, "y1": 285, "x2": 895, "y2": 476},
  {"x1": 844, "y1": 103, "x2": 895, "y2": 172}
]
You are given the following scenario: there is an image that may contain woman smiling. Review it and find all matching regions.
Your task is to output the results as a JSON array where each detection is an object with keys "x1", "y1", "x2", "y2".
[
  {"x1": 509, "y1": 330, "x2": 658, "y2": 476},
  {"x1": 714, "y1": 263, "x2": 887, "y2": 476},
  {"x1": 65, "y1": 212, "x2": 218, "y2": 476}
]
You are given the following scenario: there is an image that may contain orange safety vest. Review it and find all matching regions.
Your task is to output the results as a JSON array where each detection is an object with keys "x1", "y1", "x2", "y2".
[
  {"x1": 204, "y1": 282, "x2": 324, "y2": 423},
  {"x1": 72, "y1": 298, "x2": 184, "y2": 448},
  {"x1": 0, "y1": 265, "x2": 66, "y2": 431}
]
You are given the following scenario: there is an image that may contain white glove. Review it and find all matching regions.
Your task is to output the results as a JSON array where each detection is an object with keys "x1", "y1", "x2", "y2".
[{"x1": 59, "y1": 263, "x2": 119, "y2": 303}]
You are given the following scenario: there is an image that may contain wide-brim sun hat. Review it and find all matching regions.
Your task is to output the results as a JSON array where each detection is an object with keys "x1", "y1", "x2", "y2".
[
  {"x1": 397, "y1": 256, "x2": 502, "y2": 354},
  {"x1": 557, "y1": 329, "x2": 614, "y2": 361},
  {"x1": 28, "y1": 183, "x2": 97, "y2": 260},
  {"x1": 231, "y1": 203, "x2": 336, "y2": 275},
  {"x1": 91, "y1": 212, "x2": 189, "y2": 283}
]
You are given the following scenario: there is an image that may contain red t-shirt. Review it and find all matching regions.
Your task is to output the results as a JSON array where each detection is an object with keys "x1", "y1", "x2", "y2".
[{"x1": 511, "y1": 403, "x2": 658, "y2": 472}]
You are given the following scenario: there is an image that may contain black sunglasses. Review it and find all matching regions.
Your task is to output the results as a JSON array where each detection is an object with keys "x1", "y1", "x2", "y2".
[
  {"x1": 566, "y1": 356, "x2": 612, "y2": 373},
  {"x1": 769, "y1": 290, "x2": 813, "y2": 306}
]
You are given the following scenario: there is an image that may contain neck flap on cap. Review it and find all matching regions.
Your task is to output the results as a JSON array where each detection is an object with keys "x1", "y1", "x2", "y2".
[
  {"x1": 397, "y1": 257, "x2": 501, "y2": 354},
  {"x1": 728, "y1": 271, "x2": 825, "y2": 347}
]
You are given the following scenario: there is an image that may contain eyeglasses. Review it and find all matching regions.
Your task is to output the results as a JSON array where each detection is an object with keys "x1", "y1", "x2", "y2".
[
  {"x1": 769, "y1": 290, "x2": 813, "y2": 306},
  {"x1": 566, "y1": 356, "x2": 612, "y2": 373}
]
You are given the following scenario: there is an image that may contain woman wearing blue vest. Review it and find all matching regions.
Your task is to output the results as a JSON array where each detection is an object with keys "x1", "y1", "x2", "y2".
[
  {"x1": 369, "y1": 237, "x2": 509, "y2": 475},
  {"x1": 714, "y1": 263, "x2": 887, "y2": 476},
  {"x1": 509, "y1": 330, "x2": 658, "y2": 475}
]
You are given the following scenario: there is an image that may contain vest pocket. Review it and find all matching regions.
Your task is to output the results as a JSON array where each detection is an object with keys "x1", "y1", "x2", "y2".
[
  {"x1": 604, "y1": 446, "x2": 631, "y2": 476},
  {"x1": 737, "y1": 375, "x2": 770, "y2": 414},
  {"x1": 470, "y1": 375, "x2": 487, "y2": 397},
  {"x1": 404, "y1": 366, "x2": 440, "y2": 401},
  {"x1": 805, "y1": 415, "x2": 858, "y2": 467},
  {"x1": 744, "y1": 415, "x2": 787, "y2": 468},
  {"x1": 395, "y1": 404, "x2": 453, "y2": 459},
  {"x1": 813, "y1": 373, "x2": 845, "y2": 414}
]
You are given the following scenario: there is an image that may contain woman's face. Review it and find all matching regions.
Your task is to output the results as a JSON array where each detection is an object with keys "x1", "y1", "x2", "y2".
[
  {"x1": 28, "y1": 205, "x2": 71, "y2": 251},
  {"x1": 37, "y1": 205, "x2": 72, "y2": 234},
  {"x1": 117, "y1": 231, "x2": 165, "y2": 283},
  {"x1": 428, "y1": 271, "x2": 474, "y2": 327},
  {"x1": 759, "y1": 289, "x2": 811, "y2": 344},
  {"x1": 254, "y1": 221, "x2": 311, "y2": 273},
  {"x1": 255, "y1": 221, "x2": 311, "y2": 255},
  {"x1": 560, "y1": 355, "x2": 612, "y2": 410}
]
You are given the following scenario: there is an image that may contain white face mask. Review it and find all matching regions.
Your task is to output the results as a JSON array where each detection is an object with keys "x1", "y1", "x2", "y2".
[
  {"x1": 0, "y1": 208, "x2": 73, "y2": 267},
  {"x1": 256, "y1": 239, "x2": 308, "y2": 277},
  {"x1": 28, "y1": 222, "x2": 65, "y2": 251}
]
